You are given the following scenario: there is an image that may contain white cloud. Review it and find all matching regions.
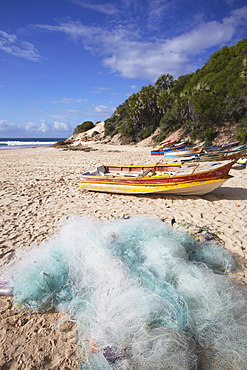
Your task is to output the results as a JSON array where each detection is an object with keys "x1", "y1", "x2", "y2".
[
  {"x1": 36, "y1": 21, "x2": 139, "y2": 45},
  {"x1": 0, "y1": 119, "x2": 15, "y2": 131},
  {"x1": 38, "y1": 120, "x2": 51, "y2": 133},
  {"x1": 93, "y1": 104, "x2": 112, "y2": 113},
  {"x1": 0, "y1": 119, "x2": 72, "y2": 136},
  {"x1": 25, "y1": 121, "x2": 39, "y2": 131},
  {"x1": 62, "y1": 104, "x2": 115, "y2": 117},
  {"x1": 146, "y1": 0, "x2": 171, "y2": 26},
  {"x1": 35, "y1": 6, "x2": 247, "y2": 80},
  {"x1": 167, "y1": 16, "x2": 240, "y2": 54},
  {"x1": 91, "y1": 87, "x2": 113, "y2": 94},
  {"x1": 53, "y1": 121, "x2": 71, "y2": 131},
  {"x1": 38, "y1": 119, "x2": 72, "y2": 133},
  {"x1": 0, "y1": 30, "x2": 17, "y2": 43},
  {"x1": 51, "y1": 97, "x2": 88, "y2": 104},
  {"x1": 0, "y1": 30, "x2": 41, "y2": 61},
  {"x1": 70, "y1": 0, "x2": 119, "y2": 15},
  {"x1": 49, "y1": 114, "x2": 67, "y2": 119}
]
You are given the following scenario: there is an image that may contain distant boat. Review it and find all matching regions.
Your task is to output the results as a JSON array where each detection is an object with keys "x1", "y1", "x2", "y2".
[
  {"x1": 156, "y1": 137, "x2": 178, "y2": 148},
  {"x1": 80, "y1": 160, "x2": 234, "y2": 195},
  {"x1": 202, "y1": 141, "x2": 240, "y2": 152},
  {"x1": 158, "y1": 142, "x2": 205, "y2": 158},
  {"x1": 179, "y1": 145, "x2": 247, "y2": 163},
  {"x1": 151, "y1": 140, "x2": 189, "y2": 155}
]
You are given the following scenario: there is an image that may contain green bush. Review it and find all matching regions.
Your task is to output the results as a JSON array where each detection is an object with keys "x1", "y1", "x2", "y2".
[
  {"x1": 198, "y1": 126, "x2": 216, "y2": 146},
  {"x1": 137, "y1": 125, "x2": 155, "y2": 140},
  {"x1": 159, "y1": 110, "x2": 180, "y2": 135},
  {"x1": 119, "y1": 118, "x2": 135, "y2": 138},
  {"x1": 236, "y1": 118, "x2": 247, "y2": 143},
  {"x1": 104, "y1": 117, "x2": 118, "y2": 136},
  {"x1": 73, "y1": 121, "x2": 94, "y2": 134}
]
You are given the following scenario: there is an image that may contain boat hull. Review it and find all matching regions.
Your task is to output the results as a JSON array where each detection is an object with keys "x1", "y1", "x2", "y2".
[
  {"x1": 180, "y1": 147, "x2": 247, "y2": 163},
  {"x1": 151, "y1": 144, "x2": 186, "y2": 155},
  {"x1": 81, "y1": 160, "x2": 235, "y2": 186},
  {"x1": 157, "y1": 137, "x2": 178, "y2": 148},
  {"x1": 152, "y1": 140, "x2": 189, "y2": 153},
  {"x1": 80, "y1": 175, "x2": 232, "y2": 195},
  {"x1": 203, "y1": 141, "x2": 240, "y2": 152},
  {"x1": 157, "y1": 143, "x2": 204, "y2": 157}
]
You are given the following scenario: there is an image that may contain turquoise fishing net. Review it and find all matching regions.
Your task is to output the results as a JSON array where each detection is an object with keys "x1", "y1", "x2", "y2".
[
  {"x1": 7, "y1": 243, "x2": 72, "y2": 312},
  {"x1": 2, "y1": 215, "x2": 247, "y2": 369}
]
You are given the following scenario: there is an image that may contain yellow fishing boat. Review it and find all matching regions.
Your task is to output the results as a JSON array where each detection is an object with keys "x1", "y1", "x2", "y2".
[{"x1": 80, "y1": 175, "x2": 232, "y2": 195}]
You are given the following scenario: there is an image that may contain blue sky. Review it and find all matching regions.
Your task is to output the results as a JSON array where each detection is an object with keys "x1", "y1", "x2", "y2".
[{"x1": 0, "y1": 0, "x2": 246, "y2": 138}]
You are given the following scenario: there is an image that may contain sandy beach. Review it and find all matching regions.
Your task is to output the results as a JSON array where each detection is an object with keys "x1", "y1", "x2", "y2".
[{"x1": 1, "y1": 144, "x2": 247, "y2": 369}]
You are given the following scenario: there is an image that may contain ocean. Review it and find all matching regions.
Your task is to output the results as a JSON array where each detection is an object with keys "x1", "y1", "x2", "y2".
[{"x1": 0, "y1": 138, "x2": 66, "y2": 150}]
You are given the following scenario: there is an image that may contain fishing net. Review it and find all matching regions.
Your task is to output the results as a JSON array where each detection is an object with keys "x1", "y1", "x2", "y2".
[
  {"x1": 2, "y1": 215, "x2": 247, "y2": 369},
  {"x1": 10, "y1": 245, "x2": 72, "y2": 313}
]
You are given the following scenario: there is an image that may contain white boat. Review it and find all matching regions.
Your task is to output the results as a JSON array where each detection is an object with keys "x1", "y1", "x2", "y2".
[{"x1": 161, "y1": 142, "x2": 205, "y2": 157}]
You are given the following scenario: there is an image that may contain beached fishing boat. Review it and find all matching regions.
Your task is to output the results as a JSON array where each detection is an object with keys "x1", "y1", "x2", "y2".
[
  {"x1": 157, "y1": 137, "x2": 178, "y2": 148},
  {"x1": 80, "y1": 175, "x2": 231, "y2": 195},
  {"x1": 156, "y1": 142, "x2": 205, "y2": 157},
  {"x1": 80, "y1": 160, "x2": 234, "y2": 195},
  {"x1": 151, "y1": 140, "x2": 189, "y2": 154},
  {"x1": 202, "y1": 143, "x2": 246, "y2": 155},
  {"x1": 202, "y1": 141, "x2": 240, "y2": 152},
  {"x1": 179, "y1": 145, "x2": 247, "y2": 163}
]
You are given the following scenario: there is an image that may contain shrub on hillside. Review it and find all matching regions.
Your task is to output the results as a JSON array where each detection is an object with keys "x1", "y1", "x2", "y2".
[{"x1": 73, "y1": 121, "x2": 94, "y2": 134}]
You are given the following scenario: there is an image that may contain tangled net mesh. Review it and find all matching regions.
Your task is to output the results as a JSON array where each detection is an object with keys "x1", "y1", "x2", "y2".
[{"x1": 2, "y1": 215, "x2": 247, "y2": 369}]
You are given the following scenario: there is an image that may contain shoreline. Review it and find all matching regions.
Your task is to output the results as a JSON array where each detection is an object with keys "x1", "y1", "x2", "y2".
[{"x1": 1, "y1": 145, "x2": 247, "y2": 369}]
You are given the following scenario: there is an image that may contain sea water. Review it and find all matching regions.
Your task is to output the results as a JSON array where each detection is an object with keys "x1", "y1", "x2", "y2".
[{"x1": 0, "y1": 137, "x2": 65, "y2": 150}]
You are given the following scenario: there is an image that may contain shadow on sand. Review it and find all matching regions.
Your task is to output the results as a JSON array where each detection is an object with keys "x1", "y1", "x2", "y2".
[
  {"x1": 138, "y1": 186, "x2": 247, "y2": 202},
  {"x1": 201, "y1": 186, "x2": 247, "y2": 201}
]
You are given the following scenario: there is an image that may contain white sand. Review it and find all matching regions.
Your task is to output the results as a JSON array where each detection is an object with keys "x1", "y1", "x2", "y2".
[{"x1": 0, "y1": 144, "x2": 246, "y2": 369}]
